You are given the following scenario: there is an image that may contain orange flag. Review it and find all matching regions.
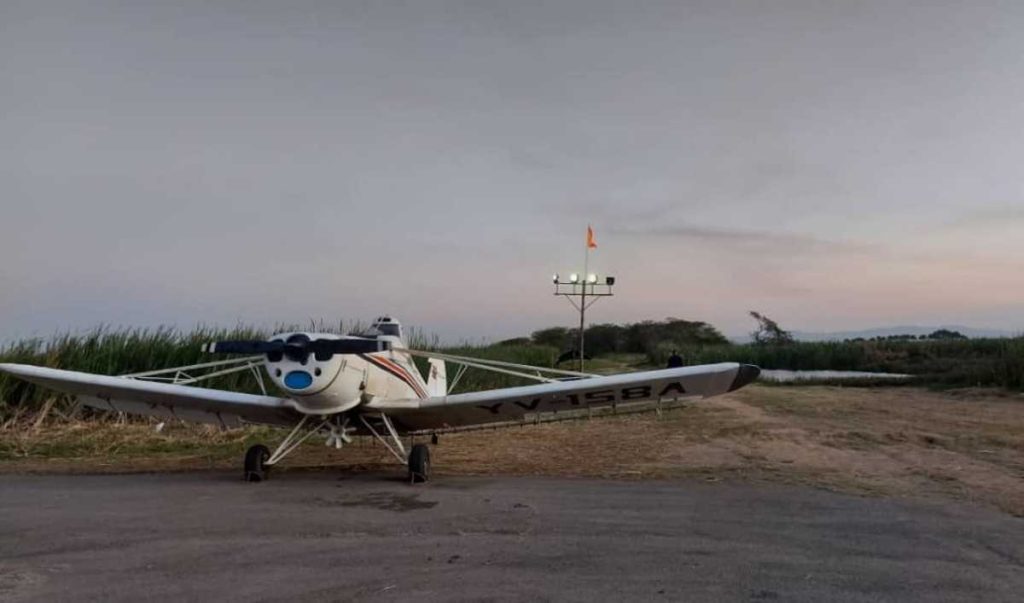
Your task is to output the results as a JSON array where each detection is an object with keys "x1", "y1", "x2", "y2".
[{"x1": 587, "y1": 225, "x2": 597, "y2": 249}]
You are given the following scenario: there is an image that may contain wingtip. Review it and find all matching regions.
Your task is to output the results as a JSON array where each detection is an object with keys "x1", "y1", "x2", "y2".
[{"x1": 728, "y1": 364, "x2": 761, "y2": 392}]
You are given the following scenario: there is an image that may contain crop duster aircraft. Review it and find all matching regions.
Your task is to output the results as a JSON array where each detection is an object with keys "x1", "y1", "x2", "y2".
[{"x1": 0, "y1": 317, "x2": 760, "y2": 482}]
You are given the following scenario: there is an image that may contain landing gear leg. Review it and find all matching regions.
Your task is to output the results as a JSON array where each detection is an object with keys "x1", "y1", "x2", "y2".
[
  {"x1": 244, "y1": 444, "x2": 270, "y2": 482},
  {"x1": 359, "y1": 413, "x2": 431, "y2": 484},
  {"x1": 243, "y1": 415, "x2": 331, "y2": 482}
]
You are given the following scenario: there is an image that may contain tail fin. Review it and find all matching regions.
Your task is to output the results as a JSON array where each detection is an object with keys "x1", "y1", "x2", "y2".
[{"x1": 426, "y1": 358, "x2": 447, "y2": 397}]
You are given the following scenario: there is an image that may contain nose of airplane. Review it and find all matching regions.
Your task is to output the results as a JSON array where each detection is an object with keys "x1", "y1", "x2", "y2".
[{"x1": 284, "y1": 370, "x2": 313, "y2": 390}]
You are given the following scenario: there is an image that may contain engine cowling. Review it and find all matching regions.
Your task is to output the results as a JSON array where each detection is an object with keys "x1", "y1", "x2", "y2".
[{"x1": 263, "y1": 333, "x2": 367, "y2": 414}]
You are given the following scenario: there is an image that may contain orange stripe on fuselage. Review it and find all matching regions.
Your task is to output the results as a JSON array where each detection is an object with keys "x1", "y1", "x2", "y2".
[
  {"x1": 372, "y1": 356, "x2": 428, "y2": 399},
  {"x1": 362, "y1": 354, "x2": 428, "y2": 399}
]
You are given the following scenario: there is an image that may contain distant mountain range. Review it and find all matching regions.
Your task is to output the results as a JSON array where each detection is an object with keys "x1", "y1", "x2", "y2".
[{"x1": 730, "y1": 325, "x2": 1021, "y2": 343}]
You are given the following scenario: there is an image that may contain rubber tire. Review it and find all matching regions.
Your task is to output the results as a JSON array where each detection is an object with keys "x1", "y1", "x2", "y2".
[
  {"x1": 408, "y1": 443, "x2": 430, "y2": 483},
  {"x1": 244, "y1": 444, "x2": 270, "y2": 482}
]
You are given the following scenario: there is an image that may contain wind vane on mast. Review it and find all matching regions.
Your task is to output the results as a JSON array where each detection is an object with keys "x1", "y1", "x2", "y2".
[{"x1": 552, "y1": 225, "x2": 616, "y2": 372}]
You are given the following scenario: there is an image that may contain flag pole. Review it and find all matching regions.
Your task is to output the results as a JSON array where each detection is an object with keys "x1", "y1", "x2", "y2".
[
  {"x1": 552, "y1": 225, "x2": 613, "y2": 374},
  {"x1": 579, "y1": 227, "x2": 591, "y2": 372}
]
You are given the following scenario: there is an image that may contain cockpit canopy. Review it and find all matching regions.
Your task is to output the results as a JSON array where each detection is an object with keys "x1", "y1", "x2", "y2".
[{"x1": 370, "y1": 316, "x2": 402, "y2": 339}]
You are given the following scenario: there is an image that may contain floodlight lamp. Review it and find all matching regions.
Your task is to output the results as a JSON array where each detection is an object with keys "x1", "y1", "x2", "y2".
[
  {"x1": 587, "y1": 273, "x2": 598, "y2": 284},
  {"x1": 553, "y1": 274, "x2": 559, "y2": 283},
  {"x1": 605, "y1": 276, "x2": 616, "y2": 286},
  {"x1": 569, "y1": 273, "x2": 579, "y2": 283}
]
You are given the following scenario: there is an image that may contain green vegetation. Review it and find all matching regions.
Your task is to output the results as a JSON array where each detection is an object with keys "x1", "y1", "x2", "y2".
[
  {"x1": 0, "y1": 326, "x2": 266, "y2": 424},
  {"x1": 2, "y1": 320, "x2": 1023, "y2": 424},
  {"x1": 0, "y1": 421, "x2": 277, "y2": 463},
  {"x1": 418, "y1": 342, "x2": 562, "y2": 394},
  {"x1": 684, "y1": 337, "x2": 1024, "y2": 390},
  {"x1": 0, "y1": 324, "x2": 565, "y2": 423},
  {"x1": 850, "y1": 329, "x2": 970, "y2": 342},
  {"x1": 531, "y1": 318, "x2": 728, "y2": 359}
]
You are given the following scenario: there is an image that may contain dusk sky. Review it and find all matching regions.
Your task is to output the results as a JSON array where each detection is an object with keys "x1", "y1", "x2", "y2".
[{"x1": 2, "y1": 1, "x2": 1023, "y2": 342}]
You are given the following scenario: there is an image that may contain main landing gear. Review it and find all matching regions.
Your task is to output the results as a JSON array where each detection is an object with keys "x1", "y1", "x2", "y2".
[
  {"x1": 242, "y1": 414, "x2": 353, "y2": 483},
  {"x1": 244, "y1": 444, "x2": 270, "y2": 482},
  {"x1": 358, "y1": 413, "x2": 432, "y2": 484},
  {"x1": 408, "y1": 443, "x2": 430, "y2": 483},
  {"x1": 242, "y1": 413, "x2": 432, "y2": 484}
]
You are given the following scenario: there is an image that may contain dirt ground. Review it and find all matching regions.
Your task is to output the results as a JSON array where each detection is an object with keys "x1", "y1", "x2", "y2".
[{"x1": 2, "y1": 385, "x2": 1023, "y2": 516}]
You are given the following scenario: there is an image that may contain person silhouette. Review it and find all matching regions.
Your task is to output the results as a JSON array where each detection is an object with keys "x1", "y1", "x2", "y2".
[{"x1": 667, "y1": 350, "x2": 683, "y2": 368}]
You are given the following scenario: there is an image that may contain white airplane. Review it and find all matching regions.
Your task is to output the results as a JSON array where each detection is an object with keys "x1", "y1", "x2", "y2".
[{"x1": 0, "y1": 316, "x2": 760, "y2": 483}]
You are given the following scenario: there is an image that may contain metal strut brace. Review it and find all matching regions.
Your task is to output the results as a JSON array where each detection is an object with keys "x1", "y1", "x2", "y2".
[
  {"x1": 266, "y1": 415, "x2": 331, "y2": 466},
  {"x1": 403, "y1": 349, "x2": 598, "y2": 379},
  {"x1": 447, "y1": 364, "x2": 469, "y2": 394},
  {"x1": 121, "y1": 356, "x2": 264, "y2": 384},
  {"x1": 379, "y1": 414, "x2": 407, "y2": 458},
  {"x1": 249, "y1": 363, "x2": 268, "y2": 395},
  {"x1": 358, "y1": 413, "x2": 408, "y2": 465}
]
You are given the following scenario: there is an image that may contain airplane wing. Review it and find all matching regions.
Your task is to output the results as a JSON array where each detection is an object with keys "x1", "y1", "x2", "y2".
[
  {"x1": 375, "y1": 362, "x2": 759, "y2": 432},
  {"x1": 0, "y1": 363, "x2": 301, "y2": 428}
]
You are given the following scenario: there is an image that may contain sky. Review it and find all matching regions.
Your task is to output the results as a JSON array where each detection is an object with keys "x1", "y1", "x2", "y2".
[{"x1": 2, "y1": 1, "x2": 1023, "y2": 342}]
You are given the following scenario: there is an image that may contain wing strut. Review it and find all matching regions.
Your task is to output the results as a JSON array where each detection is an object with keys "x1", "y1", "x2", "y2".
[
  {"x1": 404, "y1": 349, "x2": 599, "y2": 384},
  {"x1": 267, "y1": 415, "x2": 328, "y2": 465},
  {"x1": 120, "y1": 356, "x2": 266, "y2": 391},
  {"x1": 448, "y1": 364, "x2": 469, "y2": 394},
  {"x1": 358, "y1": 413, "x2": 408, "y2": 464}
]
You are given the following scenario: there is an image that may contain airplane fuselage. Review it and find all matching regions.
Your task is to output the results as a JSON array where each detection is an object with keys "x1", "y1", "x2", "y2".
[{"x1": 265, "y1": 332, "x2": 426, "y2": 414}]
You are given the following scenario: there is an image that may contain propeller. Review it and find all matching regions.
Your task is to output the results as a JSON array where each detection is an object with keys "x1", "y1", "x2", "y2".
[{"x1": 201, "y1": 334, "x2": 391, "y2": 360}]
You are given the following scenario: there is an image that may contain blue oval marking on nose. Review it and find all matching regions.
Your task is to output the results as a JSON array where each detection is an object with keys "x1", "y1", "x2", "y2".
[{"x1": 284, "y1": 371, "x2": 313, "y2": 390}]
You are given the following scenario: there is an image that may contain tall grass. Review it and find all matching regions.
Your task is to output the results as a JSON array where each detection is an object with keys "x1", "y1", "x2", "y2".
[
  {"x1": 0, "y1": 320, "x2": 373, "y2": 422},
  {"x1": 0, "y1": 326, "x2": 276, "y2": 423},
  {"x1": 3, "y1": 325, "x2": 1023, "y2": 423},
  {"x1": 433, "y1": 342, "x2": 561, "y2": 394},
  {"x1": 652, "y1": 338, "x2": 1024, "y2": 390},
  {"x1": 0, "y1": 324, "x2": 561, "y2": 422}
]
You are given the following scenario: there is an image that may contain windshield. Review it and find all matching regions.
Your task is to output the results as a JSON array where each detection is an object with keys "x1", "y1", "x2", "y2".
[{"x1": 376, "y1": 323, "x2": 401, "y2": 338}]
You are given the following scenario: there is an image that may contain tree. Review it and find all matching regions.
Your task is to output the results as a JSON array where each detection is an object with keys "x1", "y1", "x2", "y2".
[
  {"x1": 532, "y1": 319, "x2": 728, "y2": 355},
  {"x1": 928, "y1": 329, "x2": 967, "y2": 340},
  {"x1": 496, "y1": 337, "x2": 531, "y2": 346},
  {"x1": 661, "y1": 317, "x2": 728, "y2": 346},
  {"x1": 531, "y1": 327, "x2": 571, "y2": 349},
  {"x1": 749, "y1": 311, "x2": 794, "y2": 346},
  {"x1": 583, "y1": 323, "x2": 625, "y2": 356}
]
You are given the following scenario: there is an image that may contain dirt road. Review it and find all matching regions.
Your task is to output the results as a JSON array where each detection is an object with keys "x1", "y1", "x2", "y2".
[{"x1": 2, "y1": 385, "x2": 1023, "y2": 515}]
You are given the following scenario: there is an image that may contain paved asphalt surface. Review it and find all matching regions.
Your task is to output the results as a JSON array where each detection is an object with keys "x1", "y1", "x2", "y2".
[{"x1": 1, "y1": 471, "x2": 1021, "y2": 602}]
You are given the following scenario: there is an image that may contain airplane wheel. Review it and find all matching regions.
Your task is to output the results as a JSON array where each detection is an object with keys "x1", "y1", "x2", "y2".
[
  {"x1": 408, "y1": 444, "x2": 430, "y2": 484},
  {"x1": 244, "y1": 444, "x2": 270, "y2": 482}
]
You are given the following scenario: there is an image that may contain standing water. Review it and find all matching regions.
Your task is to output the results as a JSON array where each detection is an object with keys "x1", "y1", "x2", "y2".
[{"x1": 760, "y1": 370, "x2": 912, "y2": 383}]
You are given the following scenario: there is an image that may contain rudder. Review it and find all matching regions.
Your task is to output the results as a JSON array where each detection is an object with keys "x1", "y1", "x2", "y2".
[{"x1": 426, "y1": 358, "x2": 447, "y2": 397}]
